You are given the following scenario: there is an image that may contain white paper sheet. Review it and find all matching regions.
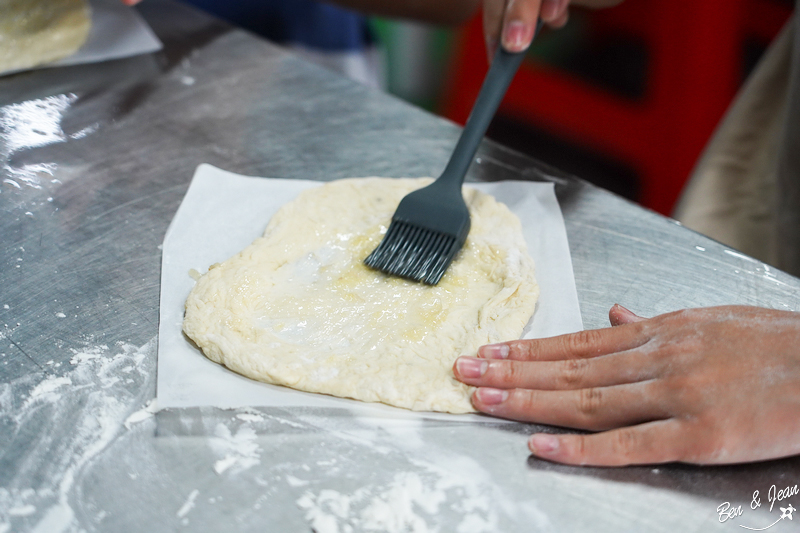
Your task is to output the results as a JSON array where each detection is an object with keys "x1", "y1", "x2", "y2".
[
  {"x1": 157, "y1": 164, "x2": 583, "y2": 420},
  {"x1": 2, "y1": 0, "x2": 162, "y2": 77}
]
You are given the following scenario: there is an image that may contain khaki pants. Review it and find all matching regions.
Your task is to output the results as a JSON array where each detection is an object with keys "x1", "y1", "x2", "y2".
[{"x1": 673, "y1": 22, "x2": 793, "y2": 269}]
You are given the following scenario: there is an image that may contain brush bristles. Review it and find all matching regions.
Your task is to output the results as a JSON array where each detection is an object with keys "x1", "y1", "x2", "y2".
[{"x1": 364, "y1": 221, "x2": 457, "y2": 285}]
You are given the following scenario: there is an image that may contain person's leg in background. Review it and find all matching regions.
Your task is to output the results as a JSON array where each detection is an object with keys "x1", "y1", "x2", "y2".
[
  {"x1": 675, "y1": 6, "x2": 800, "y2": 279},
  {"x1": 673, "y1": 20, "x2": 792, "y2": 268}
]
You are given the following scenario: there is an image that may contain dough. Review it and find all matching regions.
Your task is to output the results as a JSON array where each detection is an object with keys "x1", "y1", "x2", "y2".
[
  {"x1": 0, "y1": 0, "x2": 91, "y2": 74},
  {"x1": 183, "y1": 178, "x2": 539, "y2": 413}
]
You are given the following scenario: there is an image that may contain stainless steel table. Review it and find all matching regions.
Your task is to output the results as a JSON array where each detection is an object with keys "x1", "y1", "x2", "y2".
[{"x1": 3, "y1": 2, "x2": 800, "y2": 531}]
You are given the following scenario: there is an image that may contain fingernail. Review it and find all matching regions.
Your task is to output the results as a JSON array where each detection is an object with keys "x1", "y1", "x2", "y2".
[
  {"x1": 456, "y1": 357, "x2": 488, "y2": 379},
  {"x1": 529, "y1": 434, "x2": 559, "y2": 454},
  {"x1": 475, "y1": 387, "x2": 508, "y2": 405},
  {"x1": 502, "y1": 21, "x2": 534, "y2": 52},
  {"x1": 480, "y1": 343, "x2": 509, "y2": 359}
]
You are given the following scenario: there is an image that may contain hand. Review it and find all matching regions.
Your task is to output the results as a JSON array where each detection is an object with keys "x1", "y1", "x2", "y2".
[
  {"x1": 453, "y1": 304, "x2": 800, "y2": 466},
  {"x1": 482, "y1": 0, "x2": 623, "y2": 57}
]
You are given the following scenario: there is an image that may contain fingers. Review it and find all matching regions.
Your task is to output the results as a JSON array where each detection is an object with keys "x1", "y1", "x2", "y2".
[
  {"x1": 547, "y1": 8, "x2": 570, "y2": 28},
  {"x1": 527, "y1": 419, "x2": 685, "y2": 466},
  {"x1": 540, "y1": 0, "x2": 570, "y2": 26},
  {"x1": 502, "y1": 0, "x2": 542, "y2": 52},
  {"x1": 478, "y1": 322, "x2": 649, "y2": 362},
  {"x1": 471, "y1": 381, "x2": 668, "y2": 431},
  {"x1": 455, "y1": 347, "x2": 656, "y2": 390},
  {"x1": 482, "y1": 0, "x2": 505, "y2": 61},
  {"x1": 483, "y1": 0, "x2": 617, "y2": 58},
  {"x1": 609, "y1": 303, "x2": 646, "y2": 326},
  {"x1": 483, "y1": 0, "x2": 542, "y2": 56}
]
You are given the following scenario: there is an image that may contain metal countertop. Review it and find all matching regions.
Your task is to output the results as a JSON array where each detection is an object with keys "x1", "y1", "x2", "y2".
[{"x1": 2, "y1": 1, "x2": 800, "y2": 531}]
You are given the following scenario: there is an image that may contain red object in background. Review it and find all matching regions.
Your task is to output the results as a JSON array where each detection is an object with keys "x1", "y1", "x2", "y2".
[{"x1": 441, "y1": 0, "x2": 792, "y2": 215}]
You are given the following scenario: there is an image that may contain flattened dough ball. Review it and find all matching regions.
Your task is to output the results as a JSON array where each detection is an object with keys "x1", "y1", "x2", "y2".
[
  {"x1": 0, "y1": 0, "x2": 91, "y2": 74},
  {"x1": 183, "y1": 178, "x2": 539, "y2": 413}
]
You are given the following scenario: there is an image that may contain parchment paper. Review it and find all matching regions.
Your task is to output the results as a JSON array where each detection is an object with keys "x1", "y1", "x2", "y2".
[
  {"x1": 1, "y1": 0, "x2": 162, "y2": 77},
  {"x1": 157, "y1": 164, "x2": 583, "y2": 420}
]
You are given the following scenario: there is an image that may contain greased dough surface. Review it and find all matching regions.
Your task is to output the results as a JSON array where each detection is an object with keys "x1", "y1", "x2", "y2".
[
  {"x1": 183, "y1": 178, "x2": 539, "y2": 413},
  {"x1": 0, "y1": 0, "x2": 91, "y2": 74}
]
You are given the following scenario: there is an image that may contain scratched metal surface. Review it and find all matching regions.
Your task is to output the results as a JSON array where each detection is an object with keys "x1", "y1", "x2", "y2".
[{"x1": 2, "y1": 1, "x2": 800, "y2": 532}]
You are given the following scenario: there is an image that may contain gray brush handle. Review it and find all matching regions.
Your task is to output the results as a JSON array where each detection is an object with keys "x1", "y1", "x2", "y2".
[{"x1": 438, "y1": 21, "x2": 543, "y2": 189}]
